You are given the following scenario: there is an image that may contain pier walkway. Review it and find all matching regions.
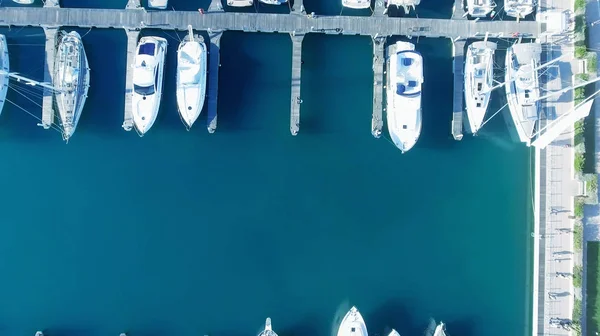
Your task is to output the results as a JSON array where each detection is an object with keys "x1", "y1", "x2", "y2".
[
  {"x1": 207, "y1": 30, "x2": 222, "y2": 134},
  {"x1": 371, "y1": 37, "x2": 385, "y2": 138},
  {"x1": 122, "y1": 29, "x2": 139, "y2": 131},
  {"x1": 40, "y1": 27, "x2": 57, "y2": 130},
  {"x1": 289, "y1": 32, "x2": 303, "y2": 136},
  {"x1": 0, "y1": 7, "x2": 541, "y2": 39},
  {"x1": 451, "y1": 39, "x2": 465, "y2": 140}
]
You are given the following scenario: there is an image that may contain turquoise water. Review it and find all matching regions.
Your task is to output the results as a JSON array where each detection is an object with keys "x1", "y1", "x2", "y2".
[{"x1": 0, "y1": 1, "x2": 532, "y2": 336}]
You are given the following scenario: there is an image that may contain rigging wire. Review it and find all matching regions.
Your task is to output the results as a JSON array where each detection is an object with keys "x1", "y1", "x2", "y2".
[
  {"x1": 9, "y1": 83, "x2": 45, "y2": 100},
  {"x1": 5, "y1": 97, "x2": 63, "y2": 134},
  {"x1": 479, "y1": 102, "x2": 508, "y2": 129}
]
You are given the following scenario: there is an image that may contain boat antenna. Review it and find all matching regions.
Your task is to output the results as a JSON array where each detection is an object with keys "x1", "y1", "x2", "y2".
[{"x1": 187, "y1": 25, "x2": 194, "y2": 43}]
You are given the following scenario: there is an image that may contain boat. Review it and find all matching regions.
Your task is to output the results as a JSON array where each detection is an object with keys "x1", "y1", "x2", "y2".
[
  {"x1": 0, "y1": 35, "x2": 9, "y2": 117},
  {"x1": 259, "y1": 0, "x2": 287, "y2": 4},
  {"x1": 148, "y1": 0, "x2": 168, "y2": 9},
  {"x1": 466, "y1": 0, "x2": 496, "y2": 17},
  {"x1": 504, "y1": 0, "x2": 535, "y2": 19},
  {"x1": 53, "y1": 31, "x2": 90, "y2": 142},
  {"x1": 388, "y1": 329, "x2": 400, "y2": 336},
  {"x1": 11, "y1": 0, "x2": 35, "y2": 4},
  {"x1": 464, "y1": 40, "x2": 496, "y2": 134},
  {"x1": 259, "y1": 318, "x2": 278, "y2": 336},
  {"x1": 177, "y1": 25, "x2": 207, "y2": 130},
  {"x1": 132, "y1": 36, "x2": 167, "y2": 136},
  {"x1": 505, "y1": 42, "x2": 541, "y2": 145},
  {"x1": 342, "y1": 0, "x2": 370, "y2": 9},
  {"x1": 337, "y1": 307, "x2": 368, "y2": 336},
  {"x1": 433, "y1": 322, "x2": 446, "y2": 336},
  {"x1": 386, "y1": 0, "x2": 420, "y2": 14},
  {"x1": 385, "y1": 41, "x2": 423, "y2": 153},
  {"x1": 227, "y1": 0, "x2": 253, "y2": 6}
]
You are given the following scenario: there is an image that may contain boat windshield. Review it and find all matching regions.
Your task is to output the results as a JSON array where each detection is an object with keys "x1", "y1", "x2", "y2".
[
  {"x1": 139, "y1": 43, "x2": 156, "y2": 56},
  {"x1": 134, "y1": 84, "x2": 155, "y2": 95}
]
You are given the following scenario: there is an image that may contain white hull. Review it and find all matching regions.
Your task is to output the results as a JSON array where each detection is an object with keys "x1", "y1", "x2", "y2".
[
  {"x1": 227, "y1": 0, "x2": 253, "y2": 6},
  {"x1": 386, "y1": 0, "x2": 420, "y2": 14},
  {"x1": 177, "y1": 34, "x2": 207, "y2": 130},
  {"x1": 337, "y1": 307, "x2": 368, "y2": 336},
  {"x1": 342, "y1": 0, "x2": 371, "y2": 9},
  {"x1": 504, "y1": 0, "x2": 535, "y2": 18},
  {"x1": 259, "y1": 0, "x2": 287, "y2": 4},
  {"x1": 148, "y1": 0, "x2": 168, "y2": 9},
  {"x1": 466, "y1": 0, "x2": 495, "y2": 17},
  {"x1": 0, "y1": 35, "x2": 9, "y2": 118},
  {"x1": 259, "y1": 318, "x2": 278, "y2": 336},
  {"x1": 387, "y1": 329, "x2": 400, "y2": 336},
  {"x1": 386, "y1": 41, "x2": 423, "y2": 153},
  {"x1": 464, "y1": 41, "x2": 496, "y2": 134},
  {"x1": 433, "y1": 323, "x2": 446, "y2": 336},
  {"x1": 11, "y1": 0, "x2": 35, "y2": 4},
  {"x1": 54, "y1": 31, "x2": 90, "y2": 142},
  {"x1": 132, "y1": 36, "x2": 167, "y2": 136}
]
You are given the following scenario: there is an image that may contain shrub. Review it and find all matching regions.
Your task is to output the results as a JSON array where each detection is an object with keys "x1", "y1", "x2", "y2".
[
  {"x1": 575, "y1": 0, "x2": 586, "y2": 11},
  {"x1": 575, "y1": 265, "x2": 584, "y2": 288},
  {"x1": 575, "y1": 197, "x2": 585, "y2": 219},
  {"x1": 588, "y1": 53, "x2": 598, "y2": 74}
]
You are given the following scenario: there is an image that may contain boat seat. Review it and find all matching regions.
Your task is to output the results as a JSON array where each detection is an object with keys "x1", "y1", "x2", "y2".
[
  {"x1": 403, "y1": 58, "x2": 413, "y2": 66},
  {"x1": 396, "y1": 83, "x2": 406, "y2": 94}
]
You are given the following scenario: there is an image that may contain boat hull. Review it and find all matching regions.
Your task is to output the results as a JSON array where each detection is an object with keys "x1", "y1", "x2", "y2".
[
  {"x1": 342, "y1": 0, "x2": 370, "y2": 9},
  {"x1": 176, "y1": 38, "x2": 207, "y2": 130},
  {"x1": 148, "y1": 0, "x2": 168, "y2": 9},
  {"x1": 464, "y1": 41, "x2": 496, "y2": 134},
  {"x1": 259, "y1": 0, "x2": 287, "y2": 4},
  {"x1": 337, "y1": 307, "x2": 368, "y2": 336},
  {"x1": 0, "y1": 35, "x2": 9, "y2": 118},
  {"x1": 227, "y1": 0, "x2": 253, "y2": 6}
]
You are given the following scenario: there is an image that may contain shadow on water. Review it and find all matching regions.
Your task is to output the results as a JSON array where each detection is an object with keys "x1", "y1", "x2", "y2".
[
  {"x1": 365, "y1": 299, "x2": 423, "y2": 336},
  {"x1": 0, "y1": 0, "x2": 43, "y2": 7},
  {"x1": 385, "y1": 0, "x2": 453, "y2": 18},
  {"x1": 279, "y1": 315, "x2": 321, "y2": 336},
  {"x1": 60, "y1": 0, "x2": 128, "y2": 9}
]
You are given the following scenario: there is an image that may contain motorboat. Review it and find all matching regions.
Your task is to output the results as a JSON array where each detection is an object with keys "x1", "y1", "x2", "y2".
[
  {"x1": 464, "y1": 40, "x2": 496, "y2": 134},
  {"x1": 227, "y1": 0, "x2": 253, "y2": 6},
  {"x1": 177, "y1": 26, "x2": 207, "y2": 130},
  {"x1": 504, "y1": 0, "x2": 535, "y2": 19},
  {"x1": 386, "y1": 41, "x2": 423, "y2": 153},
  {"x1": 0, "y1": 35, "x2": 9, "y2": 117},
  {"x1": 386, "y1": 0, "x2": 420, "y2": 14},
  {"x1": 505, "y1": 42, "x2": 541, "y2": 145},
  {"x1": 433, "y1": 322, "x2": 446, "y2": 336},
  {"x1": 342, "y1": 0, "x2": 370, "y2": 9},
  {"x1": 11, "y1": 0, "x2": 35, "y2": 4},
  {"x1": 259, "y1": 0, "x2": 287, "y2": 4},
  {"x1": 148, "y1": 0, "x2": 168, "y2": 9},
  {"x1": 132, "y1": 36, "x2": 167, "y2": 136},
  {"x1": 53, "y1": 31, "x2": 90, "y2": 142},
  {"x1": 258, "y1": 318, "x2": 277, "y2": 336},
  {"x1": 466, "y1": 0, "x2": 496, "y2": 17},
  {"x1": 387, "y1": 329, "x2": 400, "y2": 336},
  {"x1": 337, "y1": 307, "x2": 368, "y2": 336}
]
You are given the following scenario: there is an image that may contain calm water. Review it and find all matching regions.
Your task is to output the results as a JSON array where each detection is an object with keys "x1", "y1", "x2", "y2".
[{"x1": 0, "y1": 1, "x2": 532, "y2": 336}]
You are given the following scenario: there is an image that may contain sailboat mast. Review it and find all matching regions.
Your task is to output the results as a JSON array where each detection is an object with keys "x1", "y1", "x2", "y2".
[{"x1": 0, "y1": 70, "x2": 58, "y2": 91}]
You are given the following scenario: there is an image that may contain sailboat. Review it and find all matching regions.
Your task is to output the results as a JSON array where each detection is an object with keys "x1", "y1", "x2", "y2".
[
  {"x1": 258, "y1": 318, "x2": 278, "y2": 336},
  {"x1": 386, "y1": 41, "x2": 423, "y2": 153},
  {"x1": 54, "y1": 31, "x2": 90, "y2": 142},
  {"x1": 386, "y1": 0, "x2": 421, "y2": 14},
  {"x1": 338, "y1": 307, "x2": 368, "y2": 336},
  {"x1": 464, "y1": 39, "x2": 496, "y2": 134},
  {"x1": 177, "y1": 25, "x2": 207, "y2": 130},
  {"x1": 504, "y1": 0, "x2": 535, "y2": 19},
  {"x1": 149, "y1": 0, "x2": 168, "y2": 9},
  {"x1": 466, "y1": 0, "x2": 496, "y2": 17},
  {"x1": 132, "y1": 36, "x2": 167, "y2": 136},
  {"x1": 0, "y1": 35, "x2": 9, "y2": 117}
]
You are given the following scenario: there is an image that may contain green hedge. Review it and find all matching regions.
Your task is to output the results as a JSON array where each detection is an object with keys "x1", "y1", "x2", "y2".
[{"x1": 587, "y1": 242, "x2": 600, "y2": 336}]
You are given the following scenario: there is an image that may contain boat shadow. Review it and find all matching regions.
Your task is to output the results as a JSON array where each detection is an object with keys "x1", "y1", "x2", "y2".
[
  {"x1": 278, "y1": 314, "x2": 322, "y2": 336},
  {"x1": 365, "y1": 299, "x2": 421, "y2": 336}
]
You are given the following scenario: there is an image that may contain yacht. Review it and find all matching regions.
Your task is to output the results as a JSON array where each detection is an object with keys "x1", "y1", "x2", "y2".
[
  {"x1": 433, "y1": 322, "x2": 446, "y2": 336},
  {"x1": 132, "y1": 36, "x2": 167, "y2": 136},
  {"x1": 227, "y1": 0, "x2": 253, "y2": 6},
  {"x1": 337, "y1": 307, "x2": 368, "y2": 336},
  {"x1": 342, "y1": 0, "x2": 370, "y2": 9},
  {"x1": 505, "y1": 42, "x2": 541, "y2": 145},
  {"x1": 148, "y1": 0, "x2": 168, "y2": 9},
  {"x1": 504, "y1": 0, "x2": 535, "y2": 18},
  {"x1": 12, "y1": 0, "x2": 35, "y2": 4},
  {"x1": 466, "y1": 0, "x2": 496, "y2": 17},
  {"x1": 177, "y1": 26, "x2": 207, "y2": 130},
  {"x1": 258, "y1": 318, "x2": 277, "y2": 336},
  {"x1": 386, "y1": 0, "x2": 420, "y2": 14},
  {"x1": 259, "y1": 0, "x2": 287, "y2": 4},
  {"x1": 386, "y1": 41, "x2": 423, "y2": 153},
  {"x1": 0, "y1": 35, "x2": 9, "y2": 117},
  {"x1": 464, "y1": 40, "x2": 496, "y2": 134},
  {"x1": 53, "y1": 31, "x2": 90, "y2": 142}
]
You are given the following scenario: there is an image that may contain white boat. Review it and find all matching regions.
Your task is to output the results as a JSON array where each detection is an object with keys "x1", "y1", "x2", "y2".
[
  {"x1": 227, "y1": 0, "x2": 253, "y2": 6},
  {"x1": 0, "y1": 35, "x2": 9, "y2": 118},
  {"x1": 54, "y1": 31, "x2": 90, "y2": 142},
  {"x1": 342, "y1": 0, "x2": 370, "y2": 9},
  {"x1": 177, "y1": 26, "x2": 207, "y2": 130},
  {"x1": 259, "y1": 318, "x2": 278, "y2": 336},
  {"x1": 505, "y1": 43, "x2": 541, "y2": 145},
  {"x1": 11, "y1": 0, "x2": 35, "y2": 4},
  {"x1": 132, "y1": 36, "x2": 167, "y2": 136},
  {"x1": 337, "y1": 307, "x2": 368, "y2": 336},
  {"x1": 464, "y1": 40, "x2": 496, "y2": 134},
  {"x1": 386, "y1": 41, "x2": 423, "y2": 153},
  {"x1": 433, "y1": 322, "x2": 446, "y2": 336},
  {"x1": 259, "y1": 0, "x2": 287, "y2": 4},
  {"x1": 148, "y1": 0, "x2": 168, "y2": 9},
  {"x1": 504, "y1": 0, "x2": 535, "y2": 18},
  {"x1": 387, "y1": 329, "x2": 400, "y2": 336},
  {"x1": 386, "y1": 0, "x2": 420, "y2": 14},
  {"x1": 466, "y1": 0, "x2": 496, "y2": 17}
]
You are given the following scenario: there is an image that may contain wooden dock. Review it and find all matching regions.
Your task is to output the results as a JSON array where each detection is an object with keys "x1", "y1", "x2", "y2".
[
  {"x1": 3, "y1": 7, "x2": 541, "y2": 39},
  {"x1": 451, "y1": 0, "x2": 467, "y2": 20},
  {"x1": 292, "y1": 0, "x2": 305, "y2": 14},
  {"x1": 40, "y1": 27, "x2": 57, "y2": 130},
  {"x1": 371, "y1": 36, "x2": 385, "y2": 138},
  {"x1": 290, "y1": 32, "x2": 303, "y2": 136},
  {"x1": 208, "y1": 0, "x2": 224, "y2": 13},
  {"x1": 122, "y1": 29, "x2": 139, "y2": 131},
  {"x1": 451, "y1": 39, "x2": 465, "y2": 141},
  {"x1": 373, "y1": 0, "x2": 386, "y2": 17},
  {"x1": 207, "y1": 30, "x2": 222, "y2": 134}
]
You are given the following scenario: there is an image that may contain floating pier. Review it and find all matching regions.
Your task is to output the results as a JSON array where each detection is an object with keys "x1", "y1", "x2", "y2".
[
  {"x1": 207, "y1": 30, "x2": 222, "y2": 134},
  {"x1": 451, "y1": 0, "x2": 467, "y2": 19},
  {"x1": 292, "y1": 0, "x2": 305, "y2": 14},
  {"x1": 208, "y1": 0, "x2": 224, "y2": 13},
  {"x1": 290, "y1": 33, "x2": 303, "y2": 136},
  {"x1": 40, "y1": 27, "x2": 57, "y2": 130},
  {"x1": 43, "y1": 0, "x2": 60, "y2": 8},
  {"x1": 373, "y1": 0, "x2": 386, "y2": 16},
  {"x1": 451, "y1": 39, "x2": 465, "y2": 141},
  {"x1": 122, "y1": 29, "x2": 139, "y2": 131},
  {"x1": 371, "y1": 36, "x2": 385, "y2": 138}
]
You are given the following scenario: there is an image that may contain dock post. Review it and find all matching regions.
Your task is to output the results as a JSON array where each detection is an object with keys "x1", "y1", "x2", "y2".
[
  {"x1": 451, "y1": 39, "x2": 465, "y2": 141},
  {"x1": 43, "y1": 0, "x2": 60, "y2": 7},
  {"x1": 40, "y1": 27, "x2": 58, "y2": 130},
  {"x1": 371, "y1": 36, "x2": 385, "y2": 138},
  {"x1": 122, "y1": 29, "x2": 140, "y2": 132},
  {"x1": 207, "y1": 30, "x2": 223, "y2": 134},
  {"x1": 290, "y1": 32, "x2": 304, "y2": 136}
]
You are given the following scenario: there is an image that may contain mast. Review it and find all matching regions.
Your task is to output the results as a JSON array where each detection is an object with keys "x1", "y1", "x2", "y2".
[{"x1": 0, "y1": 70, "x2": 59, "y2": 92}]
